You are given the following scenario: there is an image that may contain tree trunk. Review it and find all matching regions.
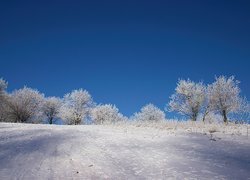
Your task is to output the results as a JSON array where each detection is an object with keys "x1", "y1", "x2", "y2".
[
  {"x1": 192, "y1": 113, "x2": 197, "y2": 121},
  {"x1": 222, "y1": 110, "x2": 228, "y2": 124},
  {"x1": 75, "y1": 117, "x2": 81, "y2": 125},
  {"x1": 202, "y1": 115, "x2": 205, "y2": 122},
  {"x1": 202, "y1": 111, "x2": 209, "y2": 122},
  {"x1": 49, "y1": 117, "x2": 53, "y2": 124},
  {"x1": 202, "y1": 114, "x2": 205, "y2": 122},
  {"x1": 202, "y1": 106, "x2": 209, "y2": 123}
]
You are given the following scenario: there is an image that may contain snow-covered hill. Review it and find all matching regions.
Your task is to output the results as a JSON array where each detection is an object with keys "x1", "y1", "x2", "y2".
[{"x1": 0, "y1": 123, "x2": 249, "y2": 179}]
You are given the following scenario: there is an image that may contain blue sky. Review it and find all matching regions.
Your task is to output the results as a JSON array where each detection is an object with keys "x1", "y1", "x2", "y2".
[{"x1": 0, "y1": 0, "x2": 250, "y2": 117}]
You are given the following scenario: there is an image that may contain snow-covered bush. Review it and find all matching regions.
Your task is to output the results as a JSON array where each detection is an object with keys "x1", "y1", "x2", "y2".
[
  {"x1": 60, "y1": 89, "x2": 93, "y2": 125},
  {"x1": 90, "y1": 104, "x2": 126, "y2": 124},
  {"x1": 168, "y1": 79, "x2": 205, "y2": 121},
  {"x1": 42, "y1": 97, "x2": 62, "y2": 124},
  {"x1": 208, "y1": 76, "x2": 242, "y2": 123},
  {"x1": 7, "y1": 87, "x2": 44, "y2": 123},
  {"x1": 132, "y1": 104, "x2": 165, "y2": 122}
]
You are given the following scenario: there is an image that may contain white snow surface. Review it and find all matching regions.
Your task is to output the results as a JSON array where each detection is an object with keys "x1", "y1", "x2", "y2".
[{"x1": 0, "y1": 123, "x2": 249, "y2": 180}]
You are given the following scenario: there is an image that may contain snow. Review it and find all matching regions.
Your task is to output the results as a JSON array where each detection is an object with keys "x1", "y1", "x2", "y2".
[{"x1": 0, "y1": 122, "x2": 249, "y2": 179}]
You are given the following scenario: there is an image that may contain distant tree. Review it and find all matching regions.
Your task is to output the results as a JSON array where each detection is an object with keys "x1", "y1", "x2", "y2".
[
  {"x1": 90, "y1": 104, "x2": 126, "y2": 124},
  {"x1": 60, "y1": 89, "x2": 93, "y2": 125},
  {"x1": 0, "y1": 78, "x2": 8, "y2": 122},
  {"x1": 133, "y1": 104, "x2": 165, "y2": 122},
  {"x1": 208, "y1": 76, "x2": 242, "y2": 123},
  {"x1": 7, "y1": 87, "x2": 44, "y2": 123},
  {"x1": 42, "y1": 97, "x2": 62, "y2": 124},
  {"x1": 168, "y1": 79, "x2": 205, "y2": 121},
  {"x1": 0, "y1": 78, "x2": 8, "y2": 94}
]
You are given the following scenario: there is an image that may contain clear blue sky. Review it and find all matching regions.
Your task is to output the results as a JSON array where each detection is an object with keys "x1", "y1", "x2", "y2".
[{"x1": 0, "y1": 0, "x2": 250, "y2": 117}]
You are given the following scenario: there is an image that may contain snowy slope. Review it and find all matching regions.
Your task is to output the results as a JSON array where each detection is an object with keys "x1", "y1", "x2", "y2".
[{"x1": 0, "y1": 123, "x2": 249, "y2": 180}]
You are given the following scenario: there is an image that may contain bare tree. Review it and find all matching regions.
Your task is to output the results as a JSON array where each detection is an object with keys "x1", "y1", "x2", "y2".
[
  {"x1": 168, "y1": 79, "x2": 205, "y2": 121},
  {"x1": 42, "y1": 97, "x2": 62, "y2": 124},
  {"x1": 208, "y1": 76, "x2": 241, "y2": 123},
  {"x1": 60, "y1": 89, "x2": 93, "y2": 125}
]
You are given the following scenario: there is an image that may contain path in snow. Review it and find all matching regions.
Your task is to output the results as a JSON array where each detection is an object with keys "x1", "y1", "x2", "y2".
[{"x1": 0, "y1": 123, "x2": 249, "y2": 180}]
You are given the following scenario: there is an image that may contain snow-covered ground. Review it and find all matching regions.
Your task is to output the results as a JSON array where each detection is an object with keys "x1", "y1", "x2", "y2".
[{"x1": 0, "y1": 123, "x2": 249, "y2": 180}]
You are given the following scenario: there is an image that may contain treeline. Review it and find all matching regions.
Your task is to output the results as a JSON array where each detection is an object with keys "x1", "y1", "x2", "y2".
[{"x1": 0, "y1": 76, "x2": 249, "y2": 125}]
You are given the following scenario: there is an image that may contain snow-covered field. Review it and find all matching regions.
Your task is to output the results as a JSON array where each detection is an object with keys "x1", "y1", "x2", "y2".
[{"x1": 0, "y1": 123, "x2": 249, "y2": 180}]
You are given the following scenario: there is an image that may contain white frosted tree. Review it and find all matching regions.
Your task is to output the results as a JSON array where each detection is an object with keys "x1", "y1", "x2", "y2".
[
  {"x1": 42, "y1": 97, "x2": 62, "y2": 124},
  {"x1": 60, "y1": 89, "x2": 93, "y2": 125},
  {"x1": 0, "y1": 78, "x2": 8, "y2": 122},
  {"x1": 228, "y1": 97, "x2": 250, "y2": 124},
  {"x1": 201, "y1": 85, "x2": 212, "y2": 122},
  {"x1": 133, "y1": 104, "x2": 165, "y2": 122},
  {"x1": 168, "y1": 79, "x2": 205, "y2": 121},
  {"x1": 90, "y1": 104, "x2": 125, "y2": 124},
  {"x1": 0, "y1": 78, "x2": 8, "y2": 95},
  {"x1": 239, "y1": 98, "x2": 250, "y2": 123},
  {"x1": 208, "y1": 76, "x2": 242, "y2": 123},
  {"x1": 7, "y1": 87, "x2": 44, "y2": 123}
]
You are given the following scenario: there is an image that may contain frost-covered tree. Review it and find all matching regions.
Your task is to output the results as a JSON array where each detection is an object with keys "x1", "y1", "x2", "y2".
[
  {"x1": 168, "y1": 79, "x2": 205, "y2": 121},
  {"x1": 90, "y1": 104, "x2": 125, "y2": 124},
  {"x1": 133, "y1": 104, "x2": 165, "y2": 122},
  {"x1": 229, "y1": 97, "x2": 250, "y2": 124},
  {"x1": 239, "y1": 98, "x2": 250, "y2": 123},
  {"x1": 208, "y1": 76, "x2": 242, "y2": 123},
  {"x1": 241, "y1": 98, "x2": 250, "y2": 122},
  {"x1": 0, "y1": 78, "x2": 8, "y2": 122},
  {"x1": 42, "y1": 97, "x2": 62, "y2": 124},
  {"x1": 201, "y1": 85, "x2": 212, "y2": 122},
  {"x1": 60, "y1": 89, "x2": 93, "y2": 125},
  {"x1": 7, "y1": 87, "x2": 44, "y2": 123},
  {"x1": 0, "y1": 78, "x2": 8, "y2": 95}
]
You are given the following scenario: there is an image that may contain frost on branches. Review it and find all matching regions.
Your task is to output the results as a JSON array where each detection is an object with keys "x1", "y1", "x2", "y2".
[
  {"x1": 0, "y1": 78, "x2": 8, "y2": 94},
  {"x1": 7, "y1": 87, "x2": 44, "y2": 123},
  {"x1": 133, "y1": 104, "x2": 165, "y2": 122},
  {"x1": 90, "y1": 104, "x2": 126, "y2": 124},
  {"x1": 42, "y1": 97, "x2": 62, "y2": 124},
  {"x1": 60, "y1": 89, "x2": 93, "y2": 125},
  {"x1": 0, "y1": 78, "x2": 8, "y2": 122},
  {"x1": 168, "y1": 79, "x2": 205, "y2": 121},
  {"x1": 208, "y1": 76, "x2": 242, "y2": 123}
]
